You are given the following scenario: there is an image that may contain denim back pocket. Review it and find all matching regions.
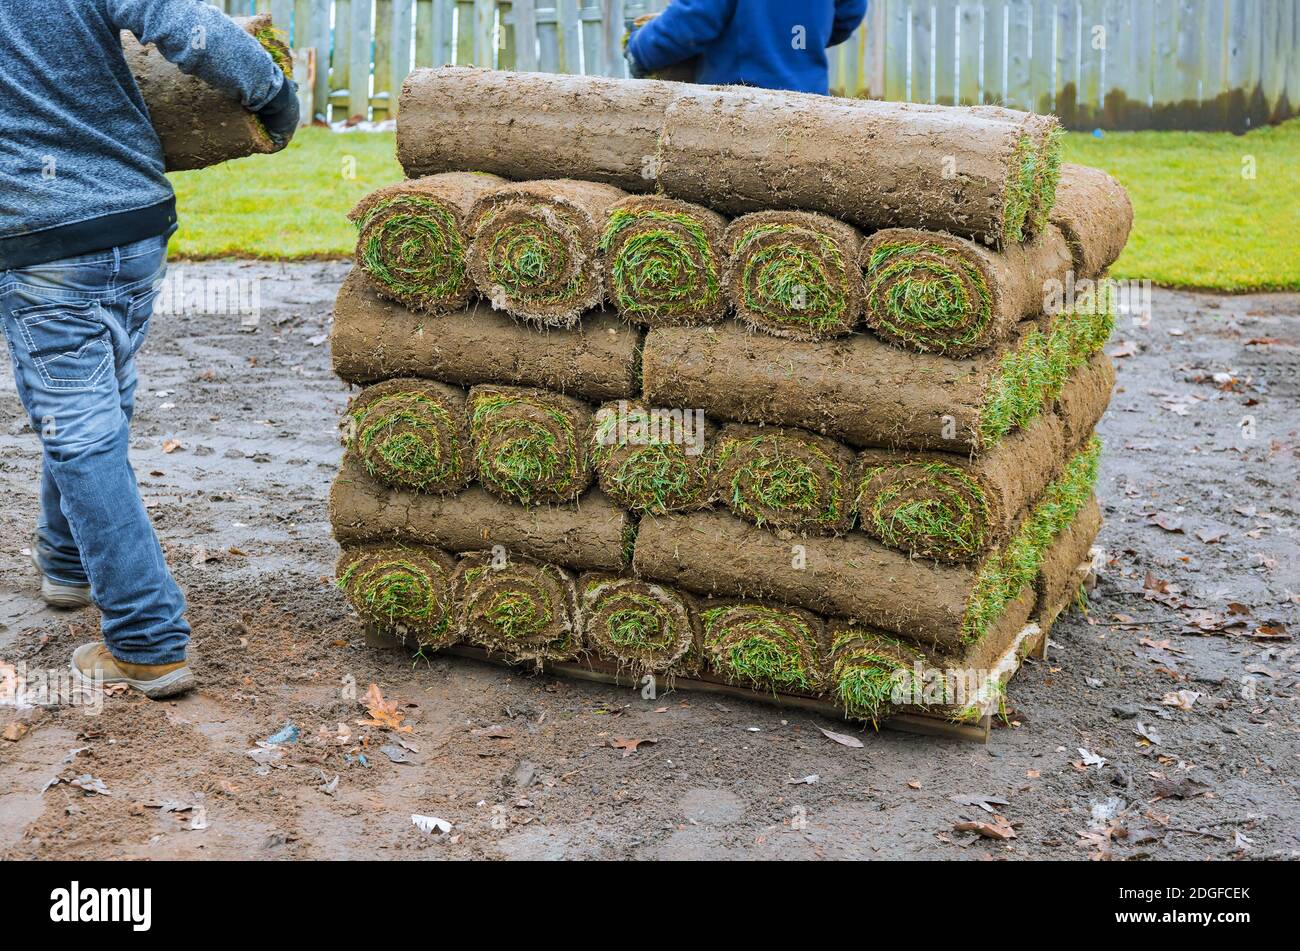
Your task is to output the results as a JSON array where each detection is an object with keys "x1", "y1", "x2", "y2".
[
  {"x1": 126, "y1": 283, "x2": 163, "y2": 356},
  {"x1": 14, "y1": 300, "x2": 113, "y2": 390}
]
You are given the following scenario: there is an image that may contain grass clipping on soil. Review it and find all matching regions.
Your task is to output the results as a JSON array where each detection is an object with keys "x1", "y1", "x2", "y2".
[
  {"x1": 980, "y1": 290, "x2": 1115, "y2": 448},
  {"x1": 962, "y1": 437, "x2": 1101, "y2": 644},
  {"x1": 590, "y1": 401, "x2": 711, "y2": 514},
  {"x1": 600, "y1": 196, "x2": 726, "y2": 326},
  {"x1": 701, "y1": 602, "x2": 825, "y2": 695},
  {"x1": 830, "y1": 626, "x2": 930, "y2": 725},
  {"x1": 581, "y1": 574, "x2": 698, "y2": 676},
  {"x1": 337, "y1": 544, "x2": 458, "y2": 647},
  {"x1": 724, "y1": 211, "x2": 863, "y2": 340},
  {"x1": 468, "y1": 179, "x2": 626, "y2": 327},
  {"x1": 712, "y1": 425, "x2": 856, "y2": 535},
  {"x1": 469, "y1": 385, "x2": 592, "y2": 505},
  {"x1": 349, "y1": 172, "x2": 504, "y2": 313},
  {"x1": 453, "y1": 552, "x2": 581, "y2": 664},
  {"x1": 345, "y1": 378, "x2": 472, "y2": 493}
]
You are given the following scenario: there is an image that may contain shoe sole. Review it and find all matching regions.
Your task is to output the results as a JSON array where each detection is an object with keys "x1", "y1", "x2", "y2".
[{"x1": 71, "y1": 661, "x2": 196, "y2": 700}]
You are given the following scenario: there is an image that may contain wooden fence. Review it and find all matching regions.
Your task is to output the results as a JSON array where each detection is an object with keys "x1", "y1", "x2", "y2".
[{"x1": 215, "y1": 0, "x2": 1298, "y2": 132}]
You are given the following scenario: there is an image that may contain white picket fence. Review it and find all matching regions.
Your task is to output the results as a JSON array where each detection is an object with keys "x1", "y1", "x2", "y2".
[{"x1": 215, "y1": 0, "x2": 1299, "y2": 131}]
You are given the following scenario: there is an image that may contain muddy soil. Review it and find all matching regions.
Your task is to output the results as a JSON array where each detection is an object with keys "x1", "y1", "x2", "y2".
[{"x1": 1, "y1": 261, "x2": 1296, "y2": 860}]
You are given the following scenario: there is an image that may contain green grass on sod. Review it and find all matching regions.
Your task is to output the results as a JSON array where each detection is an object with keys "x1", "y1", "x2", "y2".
[{"x1": 168, "y1": 121, "x2": 1299, "y2": 291}]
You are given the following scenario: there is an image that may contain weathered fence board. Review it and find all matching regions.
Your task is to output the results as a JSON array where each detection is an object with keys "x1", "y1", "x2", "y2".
[{"x1": 212, "y1": 0, "x2": 1294, "y2": 131}]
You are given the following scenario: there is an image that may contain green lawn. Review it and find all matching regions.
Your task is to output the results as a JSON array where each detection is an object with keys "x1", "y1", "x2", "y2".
[{"x1": 168, "y1": 119, "x2": 1300, "y2": 292}]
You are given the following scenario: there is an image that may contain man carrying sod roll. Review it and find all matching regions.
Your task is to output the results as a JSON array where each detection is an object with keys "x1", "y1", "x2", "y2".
[
  {"x1": 0, "y1": 0, "x2": 299, "y2": 698},
  {"x1": 626, "y1": 0, "x2": 867, "y2": 95}
]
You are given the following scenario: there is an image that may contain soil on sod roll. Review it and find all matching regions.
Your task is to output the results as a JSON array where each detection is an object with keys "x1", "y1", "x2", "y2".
[
  {"x1": 343, "y1": 378, "x2": 472, "y2": 494},
  {"x1": 329, "y1": 456, "x2": 631, "y2": 573},
  {"x1": 397, "y1": 67, "x2": 678, "y2": 192},
  {"x1": 468, "y1": 385, "x2": 592, "y2": 505},
  {"x1": 643, "y1": 303, "x2": 1113, "y2": 454},
  {"x1": 453, "y1": 551, "x2": 581, "y2": 664},
  {"x1": 336, "y1": 543, "x2": 458, "y2": 648},
  {"x1": 699, "y1": 601, "x2": 828, "y2": 695},
  {"x1": 467, "y1": 179, "x2": 629, "y2": 327},
  {"x1": 123, "y1": 14, "x2": 291, "y2": 172},
  {"x1": 1034, "y1": 494, "x2": 1102, "y2": 632},
  {"x1": 855, "y1": 354, "x2": 1114, "y2": 562},
  {"x1": 711, "y1": 424, "x2": 857, "y2": 535},
  {"x1": 349, "y1": 172, "x2": 506, "y2": 313},
  {"x1": 590, "y1": 401, "x2": 712, "y2": 514},
  {"x1": 600, "y1": 195, "x2": 728, "y2": 326},
  {"x1": 657, "y1": 87, "x2": 1058, "y2": 246},
  {"x1": 330, "y1": 270, "x2": 640, "y2": 402},
  {"x1": 724, "y1": 211, "x2": 863, "y2": 341},
  {"x1": 635, "y1": 438, "x2": 1100, "y2": 652},
  {"x1": 1050, "y1": 164, "x2": 1135, "y2": 280},
  {"x1": 579, "y1": 574, "x2": 700, "y2": 677}
]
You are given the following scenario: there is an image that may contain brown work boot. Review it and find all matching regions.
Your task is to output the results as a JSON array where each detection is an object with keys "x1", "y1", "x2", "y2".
[{"x1": 71, "y1": 643, "x2": 196, "y2": 699}]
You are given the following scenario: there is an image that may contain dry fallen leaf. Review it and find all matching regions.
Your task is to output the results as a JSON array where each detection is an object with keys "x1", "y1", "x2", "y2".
[
  {"x1": 954, "y1": 814, "x2": 1016, "y2": 840},
  {"x1": 608, "y1": 736, "x2": 656, "y2": 757},
  {"x1": 162, "y1": 439, "x2": 183, "y2": 454},
  {"x1": 357, "y1": 683, "x2": 413, "y2": 734},
  {"x1": 818, "y1": 727, "x2": 864, "y2": 749},
  {"x1": 1161, "y1": 690, "x2": 1201, "y2": 711}
]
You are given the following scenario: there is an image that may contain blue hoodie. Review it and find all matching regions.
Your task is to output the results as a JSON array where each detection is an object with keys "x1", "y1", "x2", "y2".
[
  {"x1": 628, "y1": 0, "x2": 867, "y2": 95},
  {"x1": 0, "y1": 0, "x2": 285, "y2": 268}
]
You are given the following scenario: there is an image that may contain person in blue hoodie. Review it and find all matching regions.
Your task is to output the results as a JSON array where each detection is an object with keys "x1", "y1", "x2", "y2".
[
  {"x1": 0, "y1": 1, "x2": 298, "y2": 698},
  {"x1": 626, "y1": 0, "x2": 868, "y2": 95}
]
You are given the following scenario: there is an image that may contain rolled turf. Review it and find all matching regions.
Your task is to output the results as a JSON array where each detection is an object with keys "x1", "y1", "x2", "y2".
[
  {"x1": 330, "y1": 455, "x2": 632, "y2": 573},
  {"x1": 468, "y1": 385, "x2": 592, "y2": 505},
  {"x1": 349, "y1": 172, "x2": 506, "y2": 313},
  {"x1": 343, "y1": 378, "x2": 472, "y2": 494},
  {"x1": 600, "y1": 195, "x2": 728, "y2": 326},
  {"x1": 467, "y1": 179, "x2": 629, "y2": 327},
  {"x1": 711, "y1": 424, "x2": 857, "y2": 535},
  {"x1": 590, "y1": 400, "x2": 713, "y2": 514},
  {"x1": 397, "y1": 67, "x2": 677, "y2": 192},
  {"x1": 828, "y1": 625, "x2": 930, "y2": 725},
  {"x1": 579, "y1": 574, "x2": 699, "y2": 676},
  {"x1": 658, "y1": 87, "x2": 1059, "y2": 246},
  {"x1": 453, "y1": 552, "x2": 581, "y2": 664},
  {"x1": 699, "y1": 601, "x2": 827, "y2": 695},
  {"x1": 854, "y1": 355, "x2": 1114, "y2": 562},
  {"x1": 330, "y1": 270, "x2": 641, "y2": 402},
  {"x1": 634, "y1": 438, "x2": 1102, "y2": 651},
  {"x1": 724, "y1": 211, "x2": 863, "y2": 340},
  {"x1": 124, "y1": 13, "x2": 291, "y2": 172},
  {"x1": 643, "y1": 302, "x2": 1115, "y2": 454},
  {"x1": 336, "y1": 543, "x2": 458, "y2": 648},
  {"x1": 860, "y1": 165, "x2": 1130, "y2": 356}
]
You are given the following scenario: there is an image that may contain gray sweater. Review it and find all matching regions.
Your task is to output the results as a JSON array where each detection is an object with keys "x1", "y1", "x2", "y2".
[{"x1": 0, "y1": 0, "x2": 285, "y2": 268}]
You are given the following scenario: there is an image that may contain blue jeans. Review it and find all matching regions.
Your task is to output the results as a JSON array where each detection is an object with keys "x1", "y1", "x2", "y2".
[{"x1": 0, "y1": 234, "x2": 190, "y2": 664}]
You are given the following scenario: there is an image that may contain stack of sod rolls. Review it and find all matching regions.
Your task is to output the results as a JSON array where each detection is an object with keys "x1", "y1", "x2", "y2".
[{"x1": 328, "y1": 67, "x2": 1132, "y2": 730}]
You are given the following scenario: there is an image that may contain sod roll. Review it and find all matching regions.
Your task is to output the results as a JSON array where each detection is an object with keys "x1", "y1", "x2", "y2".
[
  {"x1": 860, "y1": 162, "x2": 1129, "y2": 356},
  {"x1": 699, "y1": 602, "x2": 827, "y2": 695},
  {"x1": 468, "y1": 385, "x2": 592, "y2": 505},
  {"x1": 330, "y1": 270, "x2": 640, "y2": 402},
  {"x1": 657, "y1": 87, "x2": 1059, "y2": 246},
  {"x1": 124, "y1": 14, "x2": 291, "y2": 172},
  {"x1": 1050, "y1": 164, "x2": 1135, "y2": 279},
  {"x1": 635, "y1": 438, "x2": 1101, "y2": 651},
  {"x1": 330, "y1": 456, "x2": 631, "y2": 573},
  {"x1": 590, "y1": 401, "x2": 712, "y2": 515},
  {"x1": 643, "y1": 303, "x2": 1114, "y2": 454},
  {"x1": 349, "y1": 172, "x2": 506, "y2": 313},
  {"x1": 579, "y1": 574, "x2": 699, "y2": 676},
  {"x1": 827, "y1": 624, "x2": 929, "y2": 724},
  {"x1": 397, "y1": 67, "x2": 677, "y2": 192},
  {"x1": 711, "y1": 424, "x2": 857, "y2": 536},
  {"x1": 600, "y1": 195, "x2": 728, "y2": 326},
  {"x1": 724, "y1": 212, "x2": 863, "y2": 341},
  {"x1": 336, "y1": 543, "x2": 458, "y2": 648},
  {"x1": 1034, "y1": 494, "x2": 1102, "y2": 632},
  {"x1": 343, "y1": 378, "x2": 472, "y2": 494},
  {"x1": 854, "y1": 354, "x2": 1114, "y2": 562},
  {"x1": 453, "y1": 552, "x2": 581, "y2": 664},
  {"x1": 467, "y1": 179, "x2": 628, "y2": 326}
]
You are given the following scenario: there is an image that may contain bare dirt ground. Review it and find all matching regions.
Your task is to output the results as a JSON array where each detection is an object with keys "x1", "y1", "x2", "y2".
[{"x1": 1, "y1": 261, "x2": 1296, "y2": 861}]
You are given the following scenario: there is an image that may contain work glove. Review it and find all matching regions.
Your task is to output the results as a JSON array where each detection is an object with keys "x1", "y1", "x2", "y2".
[
  {"x1": 624, "y1": 17, "x2": 649, "y2": 79},
  {"x1": 257, "y1": 77, "x2": 300, "y2": 149}
]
